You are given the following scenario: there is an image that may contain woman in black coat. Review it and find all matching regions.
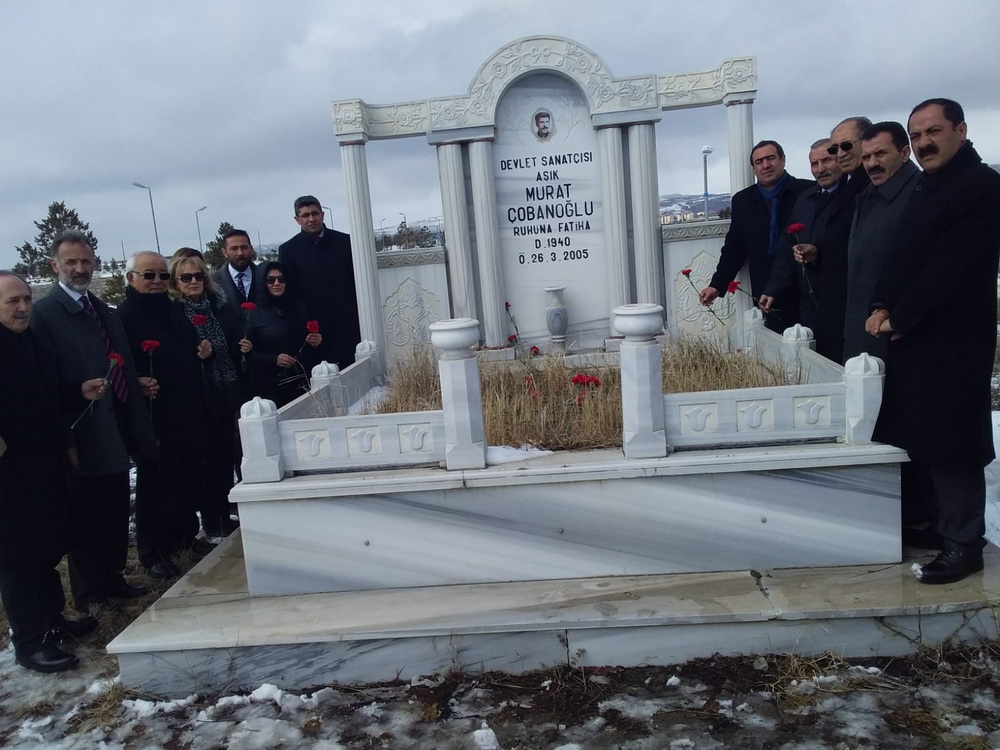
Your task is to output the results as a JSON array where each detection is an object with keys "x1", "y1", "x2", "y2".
[
  {"x1": 168, "y1": 249, "x2": 250, "y2": 538},
  {"x1": 246, "y1": 261, "x2": 323, "y2": 408}
]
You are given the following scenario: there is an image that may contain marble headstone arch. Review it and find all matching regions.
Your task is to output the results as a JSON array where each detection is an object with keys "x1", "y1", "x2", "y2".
[{"x1": 333, "y1": 35, "x2": 757, "y2": 362}]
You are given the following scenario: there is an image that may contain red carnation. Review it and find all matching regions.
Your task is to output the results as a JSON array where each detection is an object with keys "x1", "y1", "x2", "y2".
[
  {"x1": 140, "y1": 339, "x2": 161, "y2": 353},
  {"x1": 306, "y1": 320, "x2": 320, "y2": 334},
  {"x1": 240, "y1": 302, "x2": 257, "y2": 312},
  {"x1": 681, "y1": 268, "x2": 692, "y2": 277},
  {"x1": 529, "y1": 345, "x2": 540, "y2": 356},
  {"x1": 109, "y1": 352, "x2": 124, "y2": 368},
  {"x1": 727, "y1": 280, "x2": 741, "y2": 295},
  {"x1": 787, "y1": 223, "x2": 806, "y2": 235},
  {"x1": 508, "y1": 334, "x2": 517, "y2": 343},
  {"x1": 191, "y1": 314, "x2": 208, "y2": 327}
]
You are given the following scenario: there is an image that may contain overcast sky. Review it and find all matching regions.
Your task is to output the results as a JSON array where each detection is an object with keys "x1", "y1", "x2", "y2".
[{"x1": 2, "y1": 0, "x2": 998, "y2": 270}]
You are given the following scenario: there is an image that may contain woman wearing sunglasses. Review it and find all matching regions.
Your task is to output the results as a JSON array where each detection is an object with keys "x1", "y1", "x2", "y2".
[
  {"x1": 167, "y1": 249, "x2": 249, "y2": 538},
  {"x1": 245, "y1": 261, "x2": 323, "y2": 407}
]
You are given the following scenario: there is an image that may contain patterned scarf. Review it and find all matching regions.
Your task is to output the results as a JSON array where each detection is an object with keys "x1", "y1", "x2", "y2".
[
  {"x1": 181, "y1": 297, "x2": 239, "y2": 393},
  {"x1": 756, "y1": 172, "x2": 789, "y2": 256}
]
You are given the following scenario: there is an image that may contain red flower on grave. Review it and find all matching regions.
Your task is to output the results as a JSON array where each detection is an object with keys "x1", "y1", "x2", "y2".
[
  {"x1": 508, "y1": 334, "x2": 517, "y2": 343},
  {"x1": 140, "y1": 340, "x2": 161, "y2": 353},
  {"x1": 505, "y1": 301, "x2": 511, "y2": 310},
  {"x1": 523, "y1": 376, "x2": 533, "y2": 385},
  {"x1": 681, "y1": 268, "x2": 692, "y2": 276},
  {"x1": 191, "y1": 314, "x2": 208, "y2": 327},
  {"x1": 529, "y1": 345, "x2": 540, "y2": 356},
  {"x1": 306, "y1": 320, "x2": 320, "y2": 334},
  {"x1": 240, "y1": 302, "x2": 257, "y2": 312}
]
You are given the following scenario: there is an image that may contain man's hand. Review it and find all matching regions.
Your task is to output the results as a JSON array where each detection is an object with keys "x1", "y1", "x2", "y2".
[
  {"x1": 196, "y1": 339, "x2": 213, "y2": 359},
  {"x1": 81, "y1": 378, "x2": 107, "y2": 401},
  {"x1": 865, "y1": 309, "x2": 890, "y2": 337},
  {"x1": 758, "y1": 294, "x2": 775, "y2": 312},
  {"x1": 793, "y1": 243, "x2": 818, "y2": 264},
  {"x1": 239, "y1": 338, "x2": 252, "y2": 354},
  {"x1": 699, "y1": 286, "x2": 720, "y2": 306},
  {"x1": 276, "y1": 353, "x2": 296, "y2": 368},
  {"x1": 305, "y1": 332, "x2": 322, "y2": 348},
  {"x1": 138, "y1": 376, "x2": 159, "y2": 399}
]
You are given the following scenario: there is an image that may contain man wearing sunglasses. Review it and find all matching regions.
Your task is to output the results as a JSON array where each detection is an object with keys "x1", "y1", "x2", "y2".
[
  {"x1": 119, "y1": 251, "x2": 213, "y2": 580},
  {"x1": 278, "y1": 196, "x2": 361, "y2": 369},
  {"x1": 866, "y1": 98, "x2": 1000, "y2": 584}
]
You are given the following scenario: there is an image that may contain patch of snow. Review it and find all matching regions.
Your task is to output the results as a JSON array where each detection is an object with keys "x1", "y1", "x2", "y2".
[
  {"x1": 487, "y1": 445, "x2": 553, "y2": 464},
  {"x1": 667, "y1": 675, "x2": 681, "y2": 686}
]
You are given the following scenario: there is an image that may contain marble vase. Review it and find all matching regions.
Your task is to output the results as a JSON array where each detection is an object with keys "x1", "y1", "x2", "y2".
[{"x1": 544, "y1": 286, "x2": 568, "y2": 352}]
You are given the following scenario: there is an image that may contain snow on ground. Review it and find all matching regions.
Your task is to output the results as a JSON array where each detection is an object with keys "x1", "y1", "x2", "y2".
[{"x1": 2, "y1": 424, "x2": 1000, "y2": 747}]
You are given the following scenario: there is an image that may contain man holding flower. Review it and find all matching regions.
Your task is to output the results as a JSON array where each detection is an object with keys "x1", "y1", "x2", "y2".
[
  {"x1": 31, "y1": 231, "x2": 159, "y2": 614},
  {"x1": 700, "y1": 141, "x2": 811, "y2": 332}
]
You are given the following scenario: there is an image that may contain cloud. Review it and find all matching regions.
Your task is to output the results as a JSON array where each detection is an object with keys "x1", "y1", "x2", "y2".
[{"x1": 2, "y1": 0, "x2": 998, "y2": 268}]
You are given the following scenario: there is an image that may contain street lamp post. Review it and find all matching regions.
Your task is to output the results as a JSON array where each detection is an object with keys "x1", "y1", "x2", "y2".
[
  {"x1": 701, "y1": 146, "x2": 713, "y2": 221},
  {"x1": 399, "y1": 212, "x2": 408, "y2": 248},
  {"x1": 195, "y1": 206, "x2": 207, "y2": 253},
  {"x1": 131, "y1": 182, "x2": 161, "y2": 252}
]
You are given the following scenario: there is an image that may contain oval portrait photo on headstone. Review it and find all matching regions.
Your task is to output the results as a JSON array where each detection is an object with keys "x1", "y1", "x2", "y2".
[{"x1": 532, "y1": 110, "x2": 554, "y2": 141}]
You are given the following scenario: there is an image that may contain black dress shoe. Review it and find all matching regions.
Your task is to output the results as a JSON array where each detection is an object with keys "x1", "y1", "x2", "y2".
[
  {"x1": 46, "y1": 615, "x2": 99, "y2": 642},
  {"x1": 16, "y1": 644, "x2": 80, "y2": 673},
  {"x1": 106, "y1": 580, "x2": 149, "y2": 599},
  {"x1": 916, "y1": 546, "x2": 984, "y2": 584},
  {"x1": 145, "y1": 561, "x2": 179, "y2": 580},
  {"x1": 902, "y1": 527, "x2": 945, "y2": 550}
]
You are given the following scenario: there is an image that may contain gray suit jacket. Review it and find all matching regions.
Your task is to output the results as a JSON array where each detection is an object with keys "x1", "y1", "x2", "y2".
[
  {"x1": 212, "y1": 263, "x2": 259, "y2": 321},
  {"x1": 31, "y1": 285, "x2": 158, "y2": 476}
]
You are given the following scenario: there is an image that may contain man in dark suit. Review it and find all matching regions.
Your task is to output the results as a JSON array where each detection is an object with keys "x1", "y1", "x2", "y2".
[
  {"x1": 866, "y1": 98, "x2": 1000, "y2": 584},
  {"x1": 759, "y1": 138, "x2": 843, "y2": 344},
  {"x1": 211, "y1": 228, "x2": 259, "y2": 320},
  {"x1": 278, "y1": 196, "x2": 361, "y2": 369},
  {"x1": 0, "y1": 271, "x2": 101, "y2": 672},
  {"x1": 700, "y1": 141, "x2": 812, "y2": 332},
  {"x1": 31, "y1": 230, "x2": 159, "y2": 613}
]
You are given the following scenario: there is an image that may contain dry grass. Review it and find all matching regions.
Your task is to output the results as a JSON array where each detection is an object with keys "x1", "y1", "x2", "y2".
[{"x1": 375, "y1": 339, "x2": 791, "y2": 451}]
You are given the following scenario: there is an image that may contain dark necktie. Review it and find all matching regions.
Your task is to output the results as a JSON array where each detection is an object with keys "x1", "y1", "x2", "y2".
[
  {"x1": 80, "y1": 294, "x2": 128, "y2": 403},
  {"x1": 236, "y1": 272, "x2": 247, "y2": 299}
]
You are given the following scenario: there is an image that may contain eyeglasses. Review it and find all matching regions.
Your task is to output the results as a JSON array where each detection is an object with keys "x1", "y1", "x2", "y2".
[
  {"x1": 265, "y1": 276, "x2": 286, "y2": 285},
  {"x1": 137, "y1": 271, "x2": 171, "y2": 281},
  {"x1": 827, "y1": 140, "x2": 857, "y2": 155},
  {"x1": 297, "y1": 210, "x2": 322, "y2": 219},
  {"x1": 178, "y1": 272, "x2": 205, "y2": 283}
]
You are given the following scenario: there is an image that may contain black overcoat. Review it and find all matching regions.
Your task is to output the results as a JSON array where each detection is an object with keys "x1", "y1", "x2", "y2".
[
  {"x1": 278, "y1": 227, "x2": 361, "y2": 369},
  {"x1": 873, "y1": 143, "x2": 1000, "y2": 468},
  {"x1": 709, "y1": 173, "x2": 812, "y2": 331}
]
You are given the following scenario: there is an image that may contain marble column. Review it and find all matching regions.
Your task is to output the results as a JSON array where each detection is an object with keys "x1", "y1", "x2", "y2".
[
  {"x1": 436, "y1": 142, "x2": 476, "y2": 320},
  {"x1": 725, "y1": 96, "x2": 756, "y2": 192},
  {"x1": 844, "y1": 353, "x2": 884, "y2": 445},
  {"x1": 627, "y1": 122, "x2": 663, "y2": 309},
  {"x1": 431, "y1": 318, "x2": 486, "y2": 470},
  {"x1": 238, "y1": 397, "x2": 284, "y2": 483},
  {"x1": 468, "y1": 139, "x2": 505, "y2": 347},
  {"x1": 598, "y1": 126, "x2": 630, "y2": 331},
  {"x1": 340, "y1": 140, "x2": 386, "y2": 374},
  {"x1": 615, "y1": 304, "x2": 667, "y2": 459}
]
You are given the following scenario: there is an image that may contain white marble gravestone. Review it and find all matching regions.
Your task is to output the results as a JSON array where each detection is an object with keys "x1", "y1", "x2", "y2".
[
  {"x1": 494, "y1": 73, "x2": 606, "y2": 349},
  {"x1": 333, "y1": 36, "x2": 758, "y2": 364}
]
